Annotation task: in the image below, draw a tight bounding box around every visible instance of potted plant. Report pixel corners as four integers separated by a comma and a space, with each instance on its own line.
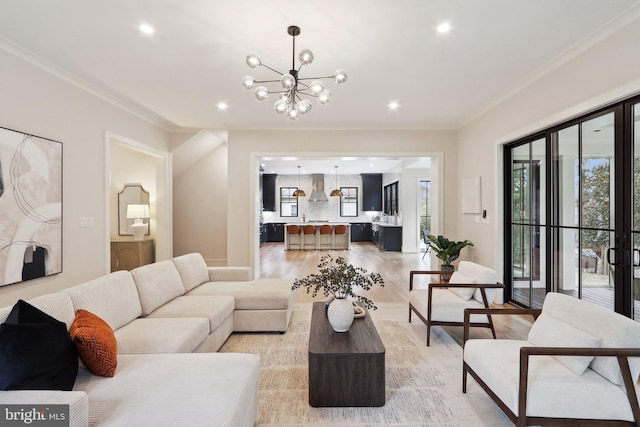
292, 254, 384, 332
426, 235, 474, 282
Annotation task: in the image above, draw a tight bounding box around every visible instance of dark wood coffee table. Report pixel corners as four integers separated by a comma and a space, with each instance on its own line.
308, 301, 385, 407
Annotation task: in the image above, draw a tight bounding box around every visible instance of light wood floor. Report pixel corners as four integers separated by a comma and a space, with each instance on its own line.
260, 242, 534, 346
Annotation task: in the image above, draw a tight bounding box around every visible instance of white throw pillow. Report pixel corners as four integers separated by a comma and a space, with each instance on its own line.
447, 272, 477, 301
527, 312, 602, 375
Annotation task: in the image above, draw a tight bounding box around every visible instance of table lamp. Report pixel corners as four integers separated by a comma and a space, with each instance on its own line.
126, 204, 150, 240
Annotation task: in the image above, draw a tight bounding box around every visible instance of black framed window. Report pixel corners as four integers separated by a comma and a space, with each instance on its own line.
280, 187, 298, 217
340, 187, 358, 217
504, 94, 640, 321
384, 182, 399, 215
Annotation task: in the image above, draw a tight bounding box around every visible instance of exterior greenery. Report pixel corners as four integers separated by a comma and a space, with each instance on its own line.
291, 254, 384, 310
427, 235, 474, 267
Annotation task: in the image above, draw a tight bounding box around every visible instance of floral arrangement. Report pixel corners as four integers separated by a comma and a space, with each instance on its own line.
291, 254, 384, 310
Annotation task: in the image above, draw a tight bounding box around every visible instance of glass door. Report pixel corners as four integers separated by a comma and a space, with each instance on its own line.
510, 138, 545, 308
551, 112, 616, 311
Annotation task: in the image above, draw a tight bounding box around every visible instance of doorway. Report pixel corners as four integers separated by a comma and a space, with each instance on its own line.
505, 96, 640, 320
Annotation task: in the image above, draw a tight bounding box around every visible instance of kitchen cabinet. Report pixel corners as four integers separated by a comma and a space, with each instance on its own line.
377, 226, 402, 251
111, 239, 155, 272
361, 174, 382, 211
262, 174, 277, 212
350, 223, 371, 242
260, 224, 267, 244
266, 223, 285, 242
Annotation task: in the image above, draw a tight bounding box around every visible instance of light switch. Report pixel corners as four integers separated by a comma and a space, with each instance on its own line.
80, 217, 94, 228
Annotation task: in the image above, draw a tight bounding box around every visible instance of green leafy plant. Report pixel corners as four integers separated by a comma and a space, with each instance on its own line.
291, 254, 384, 310
427, 235, 474, 267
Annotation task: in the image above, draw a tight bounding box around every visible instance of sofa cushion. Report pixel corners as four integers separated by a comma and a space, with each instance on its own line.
63, 271, 142, 330
464, 339, 635, 421
171, 253, 210, 292
146, 295, 235, 332
457, 261, 498, 304
527, 311, 602, 375
0, 300, 78, 391
0, 293, 76, 330
73, 353, 260, 427
448, 271, 477, 301
409, 288, 489, 323
70, 310, 117, 377
186, 278, 293, 310
131, 261, 185, 316
115, 317, 209, 353
540, 292, 640, 385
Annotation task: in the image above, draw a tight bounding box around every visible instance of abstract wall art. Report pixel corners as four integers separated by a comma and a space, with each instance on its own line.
0, 126, 62, 286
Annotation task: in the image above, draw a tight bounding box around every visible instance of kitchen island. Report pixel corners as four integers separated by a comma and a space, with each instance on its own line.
284, 222, 351, 250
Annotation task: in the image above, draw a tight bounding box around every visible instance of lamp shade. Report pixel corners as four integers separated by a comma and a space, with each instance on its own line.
126, 204, 150, 219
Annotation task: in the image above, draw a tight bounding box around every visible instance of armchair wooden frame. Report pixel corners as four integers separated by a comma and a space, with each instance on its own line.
462, 308, 640, 427
409, 270, 504, 346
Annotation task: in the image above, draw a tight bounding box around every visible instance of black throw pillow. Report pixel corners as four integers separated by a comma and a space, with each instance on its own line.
0, 299, 78, 390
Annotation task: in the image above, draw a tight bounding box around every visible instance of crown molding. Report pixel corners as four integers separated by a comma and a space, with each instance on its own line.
0, 36, 181, 132
460, 2, 640, 129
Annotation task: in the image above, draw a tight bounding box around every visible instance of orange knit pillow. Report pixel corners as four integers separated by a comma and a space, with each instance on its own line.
69, 310, 117, 377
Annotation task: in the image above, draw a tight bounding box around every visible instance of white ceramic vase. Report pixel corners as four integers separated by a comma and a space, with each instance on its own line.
327, 298, 354, 333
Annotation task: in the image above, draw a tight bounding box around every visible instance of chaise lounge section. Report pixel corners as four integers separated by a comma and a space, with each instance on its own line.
0, 252, 295, 427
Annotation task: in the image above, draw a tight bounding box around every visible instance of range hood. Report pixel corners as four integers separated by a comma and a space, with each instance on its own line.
308, 174, 329, 202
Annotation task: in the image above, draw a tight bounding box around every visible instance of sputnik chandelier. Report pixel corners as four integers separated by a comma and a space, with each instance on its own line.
242, 25, 347, 120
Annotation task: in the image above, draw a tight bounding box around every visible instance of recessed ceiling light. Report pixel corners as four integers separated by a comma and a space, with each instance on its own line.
388, 101, 399, 110
139, 24, 155, 35
437, 22, 451, 34
216, 102, 228, 111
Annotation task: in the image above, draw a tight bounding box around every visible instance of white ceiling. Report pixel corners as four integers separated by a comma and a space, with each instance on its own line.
260, 157, 432, 175
1, 0, 638, 133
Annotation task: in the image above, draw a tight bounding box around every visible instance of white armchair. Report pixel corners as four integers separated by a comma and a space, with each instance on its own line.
408, 261, 503, 345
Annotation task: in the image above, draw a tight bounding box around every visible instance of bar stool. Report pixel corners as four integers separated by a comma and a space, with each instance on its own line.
318, 225, 333, 250
333, 224, 349, 250
302, 225, 317, 250
286, 225, 302, 250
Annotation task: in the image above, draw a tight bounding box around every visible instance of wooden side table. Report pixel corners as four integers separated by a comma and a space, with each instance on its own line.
110, 239, 155, 272
308, 302, 386, 407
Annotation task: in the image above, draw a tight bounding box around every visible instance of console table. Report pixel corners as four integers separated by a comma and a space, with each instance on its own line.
308, 302, 385, 407
110, 239, 154, 272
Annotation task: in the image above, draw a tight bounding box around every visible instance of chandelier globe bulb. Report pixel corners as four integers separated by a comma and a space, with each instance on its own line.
280, 74, 296, 89
246, 54, 261, 69
242, 75, 256, 89
334, 69, 348, 84
310, 80, 324, 95
317, 89, 331, 105
287, 108, 300, 120
298, 49, 314, 65
254, 86, 269, 100
274, 99, 288, 114
297, 99, 312, 115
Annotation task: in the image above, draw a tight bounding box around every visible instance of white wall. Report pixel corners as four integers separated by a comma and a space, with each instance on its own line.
173, 143, 228, 265
227, 130, 457, 276
456, 14, 640, 279
0, 49, 169, 307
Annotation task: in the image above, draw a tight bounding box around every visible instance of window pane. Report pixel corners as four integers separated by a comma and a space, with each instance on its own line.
556, 125, 579, 227
280, 187, 298, 217
340, 187, 358, 217
512, 144, 530, 223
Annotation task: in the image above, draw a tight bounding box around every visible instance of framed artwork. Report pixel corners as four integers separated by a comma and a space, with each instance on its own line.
461, 176, 482, 214
0, 127, 62, 286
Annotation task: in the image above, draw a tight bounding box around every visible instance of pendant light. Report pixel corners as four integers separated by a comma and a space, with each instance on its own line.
293, 166, 306, 197
330, 165, 343, 197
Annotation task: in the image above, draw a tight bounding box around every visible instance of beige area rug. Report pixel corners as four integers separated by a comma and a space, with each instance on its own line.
220, 303, 513, 427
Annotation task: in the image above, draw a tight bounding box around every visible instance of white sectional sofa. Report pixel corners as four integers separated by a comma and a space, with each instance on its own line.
463, 292, 640, 426
0, 252, 295, 427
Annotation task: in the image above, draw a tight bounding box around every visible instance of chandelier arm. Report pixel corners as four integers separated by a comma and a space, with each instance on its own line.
297, 76, 335, 81
260, 63, 287, 75
254, 79, 282, 84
